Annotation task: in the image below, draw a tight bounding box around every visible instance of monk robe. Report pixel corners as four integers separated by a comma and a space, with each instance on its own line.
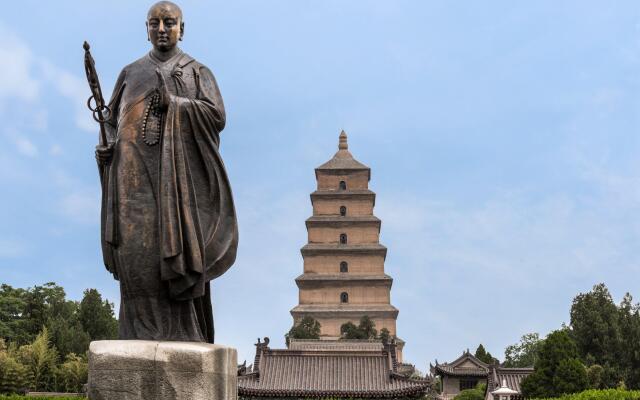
99, 49, 238, 342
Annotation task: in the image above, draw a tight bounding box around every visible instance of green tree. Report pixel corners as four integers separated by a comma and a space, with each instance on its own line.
47, 316, 90, 358
521, 330, 588, 398
21, 283, 67, 344
78, 289, 118, 341
0, 285, 27, 345
54, 353, 88, 393
554, 358, 589, 395
378, 328, 391, 343
475, 344, 496, 364
16, 328, 58, 392
340, 316, 378, 340
358, 316, 377, 339
340, 321, 363, 339
570, 283, 622, 386
503, 332, 543, 368
617, 293, 640, 389
0, 350, 30, 394
286, 316, 321, 340
587, 364, 605, 389
454, 383, 486, 400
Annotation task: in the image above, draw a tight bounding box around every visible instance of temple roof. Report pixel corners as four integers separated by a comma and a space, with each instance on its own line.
486, 367, 534, 398
315, 131, 371, 178
288, 339, 385, 352
291, 303, 399, 319
238, 339, 430, 398
431, 350, 490, 377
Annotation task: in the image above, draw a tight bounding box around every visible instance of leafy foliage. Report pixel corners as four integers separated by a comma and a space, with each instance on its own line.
454, 383, 486, 400
378, 328, 391, 343
55, 353, 88, 393
0, 282, 114, 394
0, 351, 30, 395
78, 289, 117, 341
286, 316, 321, 340
569, 284, 640, 389
504, 332, 543, 367
521, 330, 588, 398
0, 283, 117, 359
529, 388, 640, 400
474, 344, 497, 364
16, 328, 58, 392
340, 316, 388, 340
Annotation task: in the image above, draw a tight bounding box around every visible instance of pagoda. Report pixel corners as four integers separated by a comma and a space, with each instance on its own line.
290, 130, 404, 360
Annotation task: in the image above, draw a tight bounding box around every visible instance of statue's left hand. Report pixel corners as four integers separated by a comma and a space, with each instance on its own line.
156, 69, 170, 111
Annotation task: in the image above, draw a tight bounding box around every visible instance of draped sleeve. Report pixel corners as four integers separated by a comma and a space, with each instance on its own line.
159, 62, 238, 301
100, 68, 126, 278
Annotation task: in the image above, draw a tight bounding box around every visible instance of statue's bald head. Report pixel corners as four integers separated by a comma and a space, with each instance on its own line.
146, 1, 184, 52
147, 1, 183, 22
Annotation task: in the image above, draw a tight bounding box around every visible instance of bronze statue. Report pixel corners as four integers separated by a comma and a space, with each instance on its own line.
90, 1, 238, 343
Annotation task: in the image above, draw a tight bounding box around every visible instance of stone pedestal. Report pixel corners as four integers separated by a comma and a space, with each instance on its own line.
88, 340, 237, 400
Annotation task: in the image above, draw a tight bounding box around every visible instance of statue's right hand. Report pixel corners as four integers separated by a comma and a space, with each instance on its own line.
95, 144, 114, 166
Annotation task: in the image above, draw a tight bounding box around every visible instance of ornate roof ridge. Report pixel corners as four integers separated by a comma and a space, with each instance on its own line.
315, 130, 370, 173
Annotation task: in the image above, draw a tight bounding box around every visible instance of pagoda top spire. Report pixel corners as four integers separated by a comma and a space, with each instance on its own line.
338, 130, 348, 150
315, 130, 370, 175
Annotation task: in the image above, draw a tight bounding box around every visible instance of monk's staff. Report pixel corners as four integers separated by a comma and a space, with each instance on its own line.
83, 41, 110, 147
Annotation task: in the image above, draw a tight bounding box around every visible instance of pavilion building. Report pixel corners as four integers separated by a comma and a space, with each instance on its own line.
430, 350, 533, 400
290, 130, 404, 359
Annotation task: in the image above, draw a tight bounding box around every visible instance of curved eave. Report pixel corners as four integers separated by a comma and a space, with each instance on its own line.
295, 274, 393, 288
291, 304, 399, 319
310, 190, 377, 207
314, 167, 371, 181
305, 216, 381, 230
301, 243, 388, 259
432, 364, 488, 377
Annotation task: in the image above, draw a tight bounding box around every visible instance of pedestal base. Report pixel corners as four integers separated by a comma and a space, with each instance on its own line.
88, 340, 237, 400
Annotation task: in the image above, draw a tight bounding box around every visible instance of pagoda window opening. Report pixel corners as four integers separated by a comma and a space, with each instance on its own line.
340, 292, 349, 303
340, 206, 347, 216
460, 380, 478, 391
340, 261, 348, 273
339, 180, 347, 190
340, 233, 347, 244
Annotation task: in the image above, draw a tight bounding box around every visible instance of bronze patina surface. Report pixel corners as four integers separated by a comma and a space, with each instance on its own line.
92, 1, 238, 343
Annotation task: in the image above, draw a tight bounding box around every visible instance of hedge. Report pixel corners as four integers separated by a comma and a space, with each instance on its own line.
534, 389, 640, 400
0, 396, 85, 400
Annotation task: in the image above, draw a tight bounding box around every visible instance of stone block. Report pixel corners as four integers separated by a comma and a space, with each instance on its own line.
88, 340, 237, 400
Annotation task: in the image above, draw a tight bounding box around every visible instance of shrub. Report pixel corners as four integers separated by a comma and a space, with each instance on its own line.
0, 353, 30, 394
530, 388, 640, 399
54, 353, 88, 393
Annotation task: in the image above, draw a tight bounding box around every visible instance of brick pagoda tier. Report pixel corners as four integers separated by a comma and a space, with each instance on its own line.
290, 130, 404, 360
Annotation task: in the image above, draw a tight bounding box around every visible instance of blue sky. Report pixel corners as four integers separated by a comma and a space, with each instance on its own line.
0, 1, 639, 372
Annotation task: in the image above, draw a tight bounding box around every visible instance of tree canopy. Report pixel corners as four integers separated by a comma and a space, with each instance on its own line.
286, 316, 321, 340
0, 283, 117, 358
521, 330, 588, 398
474, 344, 497, 364
503, 332, 543, 368
340, 316, 388, 340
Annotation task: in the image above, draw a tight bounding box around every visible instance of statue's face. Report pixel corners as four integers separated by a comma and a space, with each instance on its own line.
146, 3, 183, 52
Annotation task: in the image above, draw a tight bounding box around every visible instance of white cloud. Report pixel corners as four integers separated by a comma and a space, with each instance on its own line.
0, 26, 39, 102
13, 136, 38, 157
49, 144, 63, 156
40, 60, 95, 132
0, 24, 93, 137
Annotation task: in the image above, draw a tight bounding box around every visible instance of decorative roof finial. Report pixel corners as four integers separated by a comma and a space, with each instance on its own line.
338, 130, 348, 150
